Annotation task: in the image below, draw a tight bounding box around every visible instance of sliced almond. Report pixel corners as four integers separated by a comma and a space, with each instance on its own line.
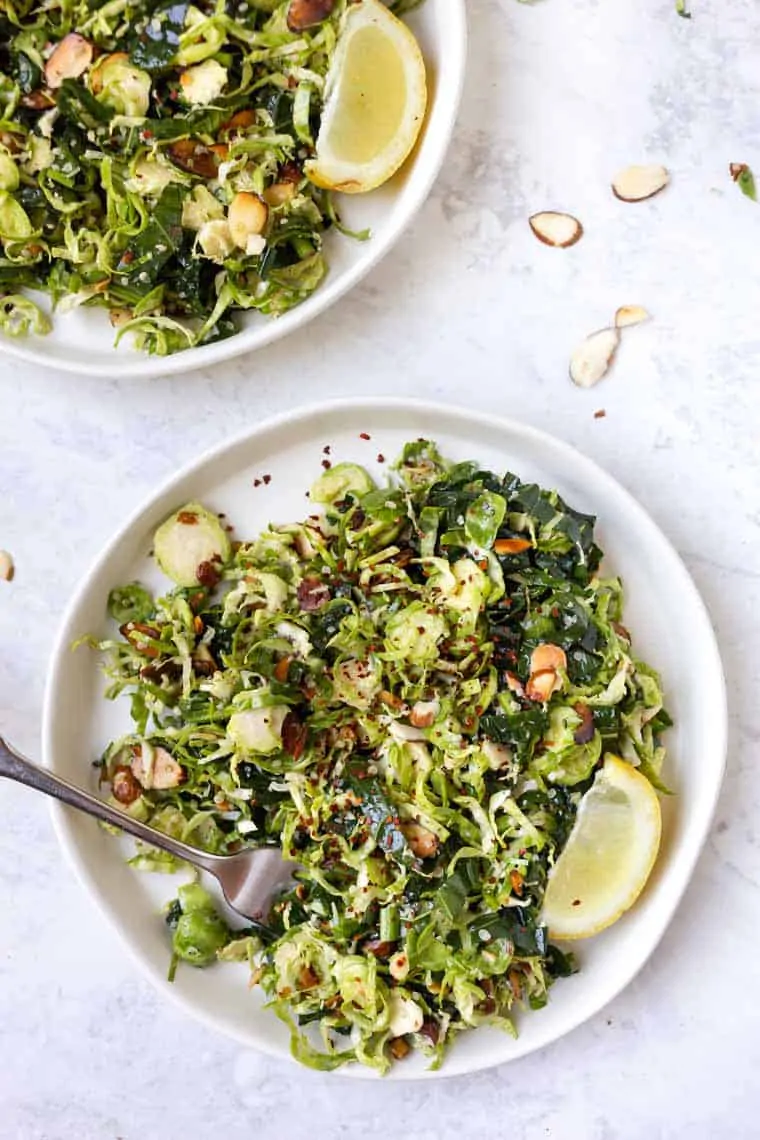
167, 139, 220, 179
409, 699, 439, 728
493, 537, 532, 555
21, 89, 55, 110
131, 745, 185, 790
528, 211, 583, 248
45, 33, 93, 89
222, 108, 256, 133
573, 702, 595, 745
0, 550, 14, 581
228, 191, 268, 249
504, 671, 525, 698
569, 327, 620, 388
530, 643, 567, 675
614, 304, 650, 329
611, 164, 669, 202
287, 0, 336, 32
112, 766, 141, 805
525, 669, 560, 703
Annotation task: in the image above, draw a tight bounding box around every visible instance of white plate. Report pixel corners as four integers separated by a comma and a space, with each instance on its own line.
0, 3, 466, 379
43, 398, 727, 1079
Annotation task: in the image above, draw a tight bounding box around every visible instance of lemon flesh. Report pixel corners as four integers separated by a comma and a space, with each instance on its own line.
541, 754, 662, 940
306, 0, 427, 193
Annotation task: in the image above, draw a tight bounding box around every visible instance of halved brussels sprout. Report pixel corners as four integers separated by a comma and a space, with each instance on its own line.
91, 54, 151, 117
0, 149, 19, 192
425, 558, 486, 634
154, 502, 231, 587
332, 657, 381, 709
385, 602, 446, 663
228, 706, 288, 754
0, 193, 33, 240
310, 462, 375, 505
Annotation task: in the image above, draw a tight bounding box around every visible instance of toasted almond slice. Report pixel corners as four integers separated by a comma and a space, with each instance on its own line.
611, 164, 669, 202
494, 537, 532, 554
409, 699, 439, 728
287, 0, 336, 31
504, 671, 525, 698
614, 304, 650, 329
167, 139, 220, 179
0, 550, 14, 581
131, 745, 185, 790
525, 669, 560, 703
569, 327, 620, 388
528, 211, 583, 248
530, 643, 567, 675
45, 33, 93, 89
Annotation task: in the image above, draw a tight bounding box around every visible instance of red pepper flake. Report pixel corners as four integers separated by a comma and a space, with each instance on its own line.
121, 250, 135, 264
321, 459, 331, 470
377, 453, 385, 463
551, 607, 559, 617
594, 409, 607, 419
253, 478, 262, 487
142, 129, 153, 139
323, 445, 331, 455
262, 474, 271, 485
359, 432, 371, 441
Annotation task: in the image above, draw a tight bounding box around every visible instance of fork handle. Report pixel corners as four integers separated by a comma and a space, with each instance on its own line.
0, 736, 219, 873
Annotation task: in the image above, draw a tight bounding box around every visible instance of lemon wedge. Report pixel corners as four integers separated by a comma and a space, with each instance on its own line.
541, 754, 662, 940
305, 0, 427, 194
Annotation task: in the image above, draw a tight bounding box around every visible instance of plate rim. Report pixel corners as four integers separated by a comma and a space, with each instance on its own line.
0, 2, 468, 380
42, 396, 728, 1079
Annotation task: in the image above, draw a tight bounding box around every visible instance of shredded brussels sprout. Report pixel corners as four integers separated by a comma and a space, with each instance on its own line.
88, 440, 671, 1072
0, 0, 419, 354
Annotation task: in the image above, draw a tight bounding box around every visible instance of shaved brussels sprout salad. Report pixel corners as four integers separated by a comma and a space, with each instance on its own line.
0, 0, 417, 354
89, 440, 671, 1072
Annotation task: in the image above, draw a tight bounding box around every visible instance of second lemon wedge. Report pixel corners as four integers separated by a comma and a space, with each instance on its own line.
305, 0, 427, 194
541, 754, 662, 940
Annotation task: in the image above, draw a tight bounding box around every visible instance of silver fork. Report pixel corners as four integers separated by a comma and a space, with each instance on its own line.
0, 736, 294, 936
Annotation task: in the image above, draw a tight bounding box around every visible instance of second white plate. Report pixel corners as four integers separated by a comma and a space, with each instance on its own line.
43, 398, 726, 1078
0, 2, 466, 378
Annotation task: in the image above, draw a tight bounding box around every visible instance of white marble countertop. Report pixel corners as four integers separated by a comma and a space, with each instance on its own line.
1, 0, 759, 1136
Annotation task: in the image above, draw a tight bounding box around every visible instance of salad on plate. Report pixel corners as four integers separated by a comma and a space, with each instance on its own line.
86, 440, 671, 1072
0, 0, 426, 354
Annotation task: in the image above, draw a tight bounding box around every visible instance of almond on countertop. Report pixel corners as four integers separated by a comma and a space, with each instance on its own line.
0, 550, 14, 581
611, 164, 670, 202
614, 305, 650, 329
569, 327, 620, 388
528, 211, 583, 248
